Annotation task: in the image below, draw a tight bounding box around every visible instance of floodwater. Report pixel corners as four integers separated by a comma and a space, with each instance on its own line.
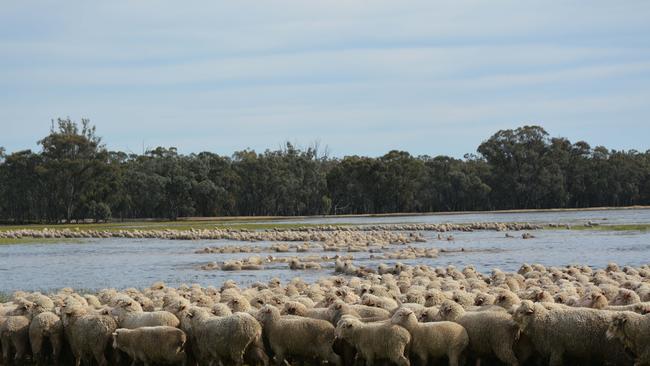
1, 208, 649, 292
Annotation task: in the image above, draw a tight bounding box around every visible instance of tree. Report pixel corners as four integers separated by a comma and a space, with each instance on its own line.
38, 118, 110, 222
1, 122, 649, 222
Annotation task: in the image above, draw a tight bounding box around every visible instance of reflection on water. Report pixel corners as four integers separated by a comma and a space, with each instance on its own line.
1, 209, 649, 292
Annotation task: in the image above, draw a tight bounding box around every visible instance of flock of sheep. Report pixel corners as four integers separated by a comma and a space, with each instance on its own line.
0, 222, 543, 241
2, 261, 650, 366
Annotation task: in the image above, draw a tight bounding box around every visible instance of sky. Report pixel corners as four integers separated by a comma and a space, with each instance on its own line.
1, 1, 650, 158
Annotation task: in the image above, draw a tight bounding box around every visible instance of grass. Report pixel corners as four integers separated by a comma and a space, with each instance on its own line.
567, 224, 650, 232
0, 292, 10, 303
0, 238, 86, 245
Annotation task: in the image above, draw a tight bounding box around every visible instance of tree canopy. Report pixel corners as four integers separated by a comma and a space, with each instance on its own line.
1, 120, 649, 223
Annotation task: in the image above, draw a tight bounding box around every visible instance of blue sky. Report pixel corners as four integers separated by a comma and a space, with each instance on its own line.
2, 1, 649, 157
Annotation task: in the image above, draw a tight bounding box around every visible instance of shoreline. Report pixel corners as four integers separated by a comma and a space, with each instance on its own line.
1, 205, 648, 228
179, 205, 650, 222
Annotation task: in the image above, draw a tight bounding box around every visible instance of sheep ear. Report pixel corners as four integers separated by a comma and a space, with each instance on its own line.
178, 304, 187, 311
526, 308, 534, 314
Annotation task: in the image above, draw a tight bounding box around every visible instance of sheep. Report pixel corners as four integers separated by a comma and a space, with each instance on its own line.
611, 288, 641, 306
211, 303, 233, 316
281, 301, 330, 321
185, 306, 262, 366
29, 311, 63, 365
494, 289, 521, 310
326, 300, 390, 325
1, 314, 32, 364
438, 300, 520, 366
474, 292, 496, 306
513, 300, 630, 366
0, 299, 39, 364
605, 302, 650, 314
335, 316, 411, 366
256, 305, 341, 366
606, 312, 650, 366
288, 259, 321, 270
391, 308, 468, 366
112, 326, 187, 366
111, 299, 180, 329
61, 304, 118, 366
361, 293, 398, 311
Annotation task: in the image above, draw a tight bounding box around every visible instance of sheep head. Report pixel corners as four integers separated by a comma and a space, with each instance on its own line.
512, 300, 539, 331
606, 314, 629, 343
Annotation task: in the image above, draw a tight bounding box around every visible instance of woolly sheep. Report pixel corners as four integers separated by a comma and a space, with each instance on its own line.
256, 305, 340, 366
438, 300, 520, 366
112, 326, 187, 366
606, 312, 650, 366
1, 314, 32, 364
391, 308, 468, 366
185, 306, 262, 366
111, 300, 180, 329
281, 301, 330, 321
29, 311, 63, 365
335, 315, 410, 366
361, 293, 398, 311
513, 300, 630, 366
61, 305, 118, 366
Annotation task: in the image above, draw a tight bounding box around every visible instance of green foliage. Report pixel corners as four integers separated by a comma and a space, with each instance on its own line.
0, 121, 649, 222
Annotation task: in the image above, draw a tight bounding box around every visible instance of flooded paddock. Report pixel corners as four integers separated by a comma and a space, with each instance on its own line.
1, 208, 649, 292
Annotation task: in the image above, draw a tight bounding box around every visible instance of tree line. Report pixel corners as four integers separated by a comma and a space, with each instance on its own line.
1, 119, 649, 223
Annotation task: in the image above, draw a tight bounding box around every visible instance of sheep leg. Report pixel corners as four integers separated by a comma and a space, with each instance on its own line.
94, 349, 109, 366
50, 334, 62, 366
30, 335, 43, 365
273, 352, 286, 366
325, 351, 341, 366
229, 351, 244, 366
395, 355, 410, 366
448, 351, 460, 366
12, 335, 27, 364
363, 353, 374, 366
496, 348, 518, 366
548, 351, 563, 366
1, 336, 11, 366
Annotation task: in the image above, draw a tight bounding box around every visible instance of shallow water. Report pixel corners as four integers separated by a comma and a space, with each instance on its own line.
1, 209, 649, 292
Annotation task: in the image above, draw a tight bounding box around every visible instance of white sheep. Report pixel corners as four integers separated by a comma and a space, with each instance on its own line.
112, 326, 187, 366
391, 308, 468, 366
256, 305, 340, 366
335, 316, 411, 366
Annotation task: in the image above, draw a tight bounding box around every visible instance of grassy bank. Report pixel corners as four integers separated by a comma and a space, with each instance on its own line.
568, 224, 650, 232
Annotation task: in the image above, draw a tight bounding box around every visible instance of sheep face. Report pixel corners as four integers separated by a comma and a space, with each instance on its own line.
512, 300, 537, 331
606, 314, 628, 342
391, 308, 416, 328
111, 330, 123, 349
334, 318, 357, 340
256, 305, 279, 324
